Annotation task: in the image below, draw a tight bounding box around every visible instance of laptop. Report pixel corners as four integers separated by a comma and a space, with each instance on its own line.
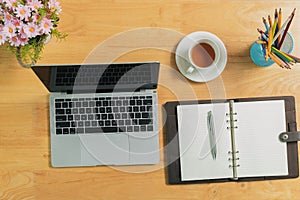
32, 62, 160, 167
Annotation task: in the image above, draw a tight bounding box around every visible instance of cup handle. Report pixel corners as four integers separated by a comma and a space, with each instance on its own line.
186, 66, 194, 73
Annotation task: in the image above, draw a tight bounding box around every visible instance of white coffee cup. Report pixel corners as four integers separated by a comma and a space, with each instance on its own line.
186, 38, 221, 73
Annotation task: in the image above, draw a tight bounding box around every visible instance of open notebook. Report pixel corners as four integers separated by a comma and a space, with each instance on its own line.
177, 100, 288, 181
164, 96, 299, 184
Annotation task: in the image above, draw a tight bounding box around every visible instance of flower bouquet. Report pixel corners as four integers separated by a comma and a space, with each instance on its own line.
0, 0, 67, 67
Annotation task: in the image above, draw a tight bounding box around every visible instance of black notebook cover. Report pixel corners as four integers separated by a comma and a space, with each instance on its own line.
163, 96, 299, 184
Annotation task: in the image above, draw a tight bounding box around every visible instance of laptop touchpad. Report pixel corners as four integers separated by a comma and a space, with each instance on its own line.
51, 136, 81, 167
79, 134, 130, 165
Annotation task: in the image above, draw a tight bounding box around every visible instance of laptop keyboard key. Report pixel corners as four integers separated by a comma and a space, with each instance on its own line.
141, 126, 146, 132
71, 121, 76, 127
142, 112, 149, 118
62, 102, 68, 108
78, 121, 84, 127
139, 119, 152, 125
75, 115, 80, 120
85, 121, 91, 127
143, 99, 152, 105
127, 126, 133, 132
112, 120, 117, 126
105, 120, 111, 126
55, 103, 61, 108
56, 122, 70, 128
70, 128, 76, 134
134, 126, 139, 132
56, 109, 65, 115
98, 121, 104, 126
92, 121, 98, 127
101, 114, 107, 120
119, 126, 126, 132
63, 128, 69, 134
56, 116, 67, 121
76, 128, 84, 134
85, 127, 118, 133
147, 125, 153, 131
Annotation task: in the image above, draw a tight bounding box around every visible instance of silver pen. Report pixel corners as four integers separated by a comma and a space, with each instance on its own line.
207, 111, 217, 160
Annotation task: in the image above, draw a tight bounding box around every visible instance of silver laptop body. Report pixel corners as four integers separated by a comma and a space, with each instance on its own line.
32, 62, 160, 167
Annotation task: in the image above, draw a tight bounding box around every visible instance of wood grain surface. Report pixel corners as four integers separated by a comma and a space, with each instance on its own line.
1, 0, 300, 199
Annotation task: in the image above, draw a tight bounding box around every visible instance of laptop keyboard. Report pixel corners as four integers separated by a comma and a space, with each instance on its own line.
54, 95, 154, 135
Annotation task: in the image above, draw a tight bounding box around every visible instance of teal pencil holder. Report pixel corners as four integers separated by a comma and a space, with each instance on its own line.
250, 32, 294, 67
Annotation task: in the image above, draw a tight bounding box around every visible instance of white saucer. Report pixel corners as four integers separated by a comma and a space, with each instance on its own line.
175, 32, 227, 82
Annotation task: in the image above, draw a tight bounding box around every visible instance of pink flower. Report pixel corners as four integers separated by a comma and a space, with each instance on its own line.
3, 0, 18, 9
12, 18, 21, 28
3, 11, 13, 22
3, 23, 16, 37
40, 18, 53, 34
48, 0, 62, 14
28, 0, 43, 11
23, 22, 39, 38
15, 6, 31, 21
9, 35, 21, 46
0, 31, 7, 45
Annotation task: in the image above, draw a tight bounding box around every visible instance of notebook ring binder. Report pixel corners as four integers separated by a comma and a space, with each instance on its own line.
228, 157, 240, 161
229, 164, 240, 168
227, 126, 238, 129
226, 119, 238, 123
228, 150, 239, 154
226, 112, 237, 116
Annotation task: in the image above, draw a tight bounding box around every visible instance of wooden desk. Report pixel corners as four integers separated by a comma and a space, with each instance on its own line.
1, 1, 300, 199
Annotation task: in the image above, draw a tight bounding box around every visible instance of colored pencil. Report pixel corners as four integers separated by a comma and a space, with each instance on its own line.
256, 40, 267, 44
257, 28, 268, 41
278, 8, 296, 49
274, 9, 279, 46
268, 15, 273, 27
266, 28, 273, 60
262, 17, 269, 31
269, 52, 285, 68
262, 44, 266, 57
271, 20, 277, 39
277, 8, 282, 47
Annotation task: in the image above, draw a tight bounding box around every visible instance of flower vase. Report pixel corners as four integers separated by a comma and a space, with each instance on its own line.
16, 47, 36, 68
16, 35, 51, 68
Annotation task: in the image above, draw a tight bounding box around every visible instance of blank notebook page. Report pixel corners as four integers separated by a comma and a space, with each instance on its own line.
234, 100, 288, 178
177, 103, 232, 181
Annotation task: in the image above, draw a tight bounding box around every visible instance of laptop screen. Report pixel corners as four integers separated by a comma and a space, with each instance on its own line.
32, 62, 160, 93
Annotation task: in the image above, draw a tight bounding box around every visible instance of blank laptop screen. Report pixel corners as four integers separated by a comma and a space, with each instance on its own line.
32, 62, 159, 93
